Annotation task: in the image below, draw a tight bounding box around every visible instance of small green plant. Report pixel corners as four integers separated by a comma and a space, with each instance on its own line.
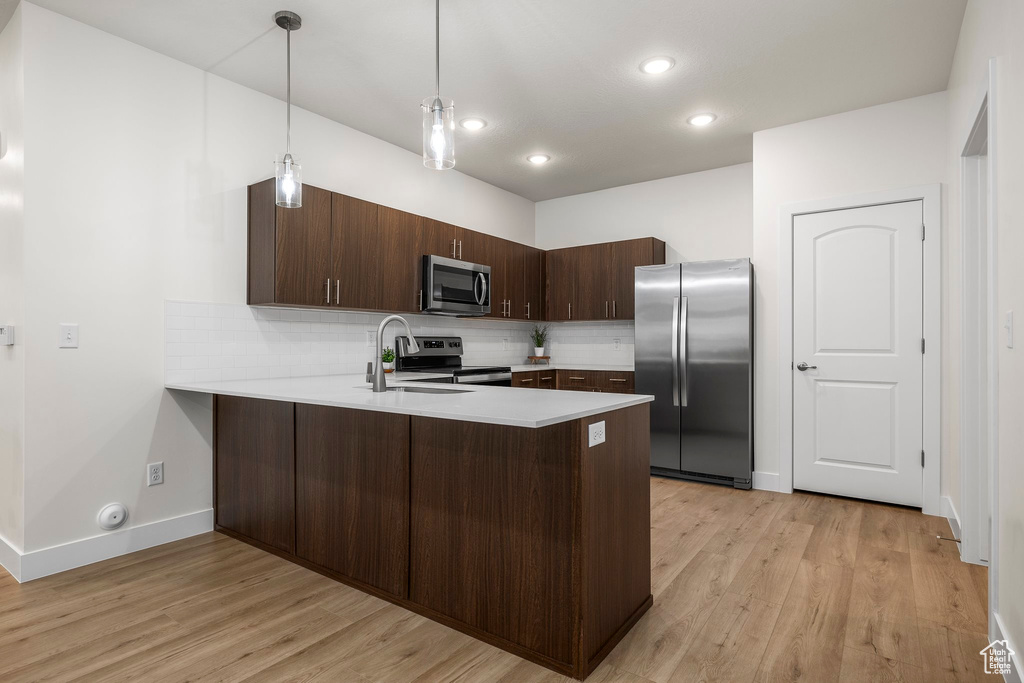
530, 325, 549, 348
381, 346, 396, 363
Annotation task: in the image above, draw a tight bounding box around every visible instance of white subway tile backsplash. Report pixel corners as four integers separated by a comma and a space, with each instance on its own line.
164, 301, 635, 383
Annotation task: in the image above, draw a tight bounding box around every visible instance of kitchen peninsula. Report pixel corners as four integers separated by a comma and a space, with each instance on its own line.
168, 375, 653, 680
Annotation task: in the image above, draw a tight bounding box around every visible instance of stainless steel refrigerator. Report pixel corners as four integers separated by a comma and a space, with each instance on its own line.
635, 259, 753, 489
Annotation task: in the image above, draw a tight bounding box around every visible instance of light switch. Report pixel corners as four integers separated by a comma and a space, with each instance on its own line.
1006, 311, 1014, 349
59, 323, 79, 348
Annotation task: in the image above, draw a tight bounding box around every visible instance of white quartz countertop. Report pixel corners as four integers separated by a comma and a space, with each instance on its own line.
507, 363, 634, 373
166, 374, 652, 429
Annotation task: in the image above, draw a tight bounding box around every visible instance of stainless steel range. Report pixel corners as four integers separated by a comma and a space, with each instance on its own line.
395, 336, 512, 386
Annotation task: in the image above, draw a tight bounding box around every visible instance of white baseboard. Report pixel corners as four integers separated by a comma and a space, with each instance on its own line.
17, 508, 213, 583
0, 532, 22, 582
993, 611, 1022, 683
752, 471, 781, 492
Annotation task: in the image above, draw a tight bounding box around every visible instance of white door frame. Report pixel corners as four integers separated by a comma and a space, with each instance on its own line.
959, 86, 997, 567
778, 184, 942, 516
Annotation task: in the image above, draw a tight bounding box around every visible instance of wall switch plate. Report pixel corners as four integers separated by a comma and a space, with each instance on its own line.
613, 338, 621, 351
0, 325, 13, 346
365, 331, 375, 347
147, 462, 164, 486
1005, 311, 1014, 349
502, 338, 509, 351
58, 323, 79, 348
588, 421, 606, 447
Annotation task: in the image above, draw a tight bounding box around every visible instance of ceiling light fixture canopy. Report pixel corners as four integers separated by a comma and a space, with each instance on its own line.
274, 10, 302, 208
422, 0, 454, 170
640, 57, 675, 74
687, 113, 717, 127
527, 154, 551, 165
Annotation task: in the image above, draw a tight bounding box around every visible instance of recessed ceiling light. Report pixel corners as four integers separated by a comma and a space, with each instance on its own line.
687, 113, 717, 127
527, 154, 551, 165
460, 117, 487, 130
640, 57, 675, 74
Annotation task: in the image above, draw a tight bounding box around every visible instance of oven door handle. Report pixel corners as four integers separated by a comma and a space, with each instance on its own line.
473, 272, 488, 306
454, 372, 511, 384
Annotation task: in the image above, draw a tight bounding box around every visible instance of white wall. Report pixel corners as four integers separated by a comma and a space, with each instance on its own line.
15, 2, 533, 556
0, 5, 25, 553
945, 0, 1024, 662
534, 163, 752, 262
751, 93, 947, 481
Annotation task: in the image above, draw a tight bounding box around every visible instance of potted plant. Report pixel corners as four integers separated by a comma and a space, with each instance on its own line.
531, 325, 549, 357
381, 346, 396, 373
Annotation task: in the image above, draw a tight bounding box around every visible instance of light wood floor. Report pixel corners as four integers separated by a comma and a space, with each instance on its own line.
0, 478, 990, 682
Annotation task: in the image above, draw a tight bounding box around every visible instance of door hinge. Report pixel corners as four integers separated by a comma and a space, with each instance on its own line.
922, 224, 926, 241
921, 449, 925, 467
921, 338, 926, 354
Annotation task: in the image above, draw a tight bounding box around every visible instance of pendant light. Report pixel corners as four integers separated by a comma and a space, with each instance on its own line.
274, 10, 303, 207
422, 0, 454, 170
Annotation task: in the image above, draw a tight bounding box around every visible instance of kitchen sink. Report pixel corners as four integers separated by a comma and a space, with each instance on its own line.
370, 386, 472, 394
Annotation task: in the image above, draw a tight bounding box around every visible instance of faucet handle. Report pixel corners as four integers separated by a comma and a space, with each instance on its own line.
365, 361, 374, 383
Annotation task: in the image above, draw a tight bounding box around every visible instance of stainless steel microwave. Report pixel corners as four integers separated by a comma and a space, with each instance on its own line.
421, 255, 491, 316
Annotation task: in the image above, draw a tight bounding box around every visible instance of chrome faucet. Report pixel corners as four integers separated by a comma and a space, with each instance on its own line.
369, 315, 419, 392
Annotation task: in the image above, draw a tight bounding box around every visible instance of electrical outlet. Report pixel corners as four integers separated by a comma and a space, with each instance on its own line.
613, 338, 621, 351
502, 338, 509, 351
147, 462, 164, 486
58, 323, 79, 348
366, 330, 375, 347
588, 421, 606, 447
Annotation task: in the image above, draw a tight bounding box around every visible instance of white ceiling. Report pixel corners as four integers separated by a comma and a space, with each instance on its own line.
26, 0, 966, 201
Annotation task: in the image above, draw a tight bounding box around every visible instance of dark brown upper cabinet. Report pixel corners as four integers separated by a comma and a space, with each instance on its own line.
248, 179, 659, 322
331, 193, 380, 310
248, 178, 332, 307
545, 238, 665, 322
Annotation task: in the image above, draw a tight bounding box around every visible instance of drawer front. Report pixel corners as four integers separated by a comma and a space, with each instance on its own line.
537, 371, 556, 390
513, 370, 540, 388
556, 370, 634, 393
599, 372, 634, 394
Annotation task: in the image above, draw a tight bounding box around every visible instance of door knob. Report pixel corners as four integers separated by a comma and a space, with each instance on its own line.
796, 362, 817, 371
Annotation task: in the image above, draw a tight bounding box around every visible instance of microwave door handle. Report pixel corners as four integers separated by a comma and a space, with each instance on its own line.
474, 272, 488, 306
679, 296, 688, 407
672, 296, 680, 407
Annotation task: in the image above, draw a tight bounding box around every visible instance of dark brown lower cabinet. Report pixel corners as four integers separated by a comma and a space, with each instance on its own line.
214, 395, 295, 553
295, 405, 410, 598
214, 397, 651, 680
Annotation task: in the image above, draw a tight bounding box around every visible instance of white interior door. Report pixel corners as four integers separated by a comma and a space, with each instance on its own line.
793, 201, 924, 506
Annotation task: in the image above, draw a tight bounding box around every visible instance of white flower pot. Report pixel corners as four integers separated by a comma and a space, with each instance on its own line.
383, 361, 395, 373
533, 346, 545, 357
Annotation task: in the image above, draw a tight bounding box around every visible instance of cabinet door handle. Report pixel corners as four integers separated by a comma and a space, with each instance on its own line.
609, 378, 627, 383
325, 278, 331, 303
568, 302, 572, 320
526, 302, 530, 319
458, 240, 463, 259
605, 301, 609, 318
451, 239, 457, 258
569, 376, 585, 381
418, 289, 423, 310
520, 378, 533, 383
335, 280, 340, 305
613, 300, 617, 318
541, 376, 552, 381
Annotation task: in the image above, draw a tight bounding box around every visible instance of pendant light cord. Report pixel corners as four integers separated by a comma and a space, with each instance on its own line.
435, 0, 440, 98
286, 23, 292, 155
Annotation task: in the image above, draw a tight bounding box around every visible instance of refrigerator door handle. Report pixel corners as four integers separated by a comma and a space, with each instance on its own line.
672, 296, 681, 407
679, 296, 688, 407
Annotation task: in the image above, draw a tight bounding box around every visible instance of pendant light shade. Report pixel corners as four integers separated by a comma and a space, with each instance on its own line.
422, 96, 454, 170
274, 10, 302, 208
422, 0, 454, 170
